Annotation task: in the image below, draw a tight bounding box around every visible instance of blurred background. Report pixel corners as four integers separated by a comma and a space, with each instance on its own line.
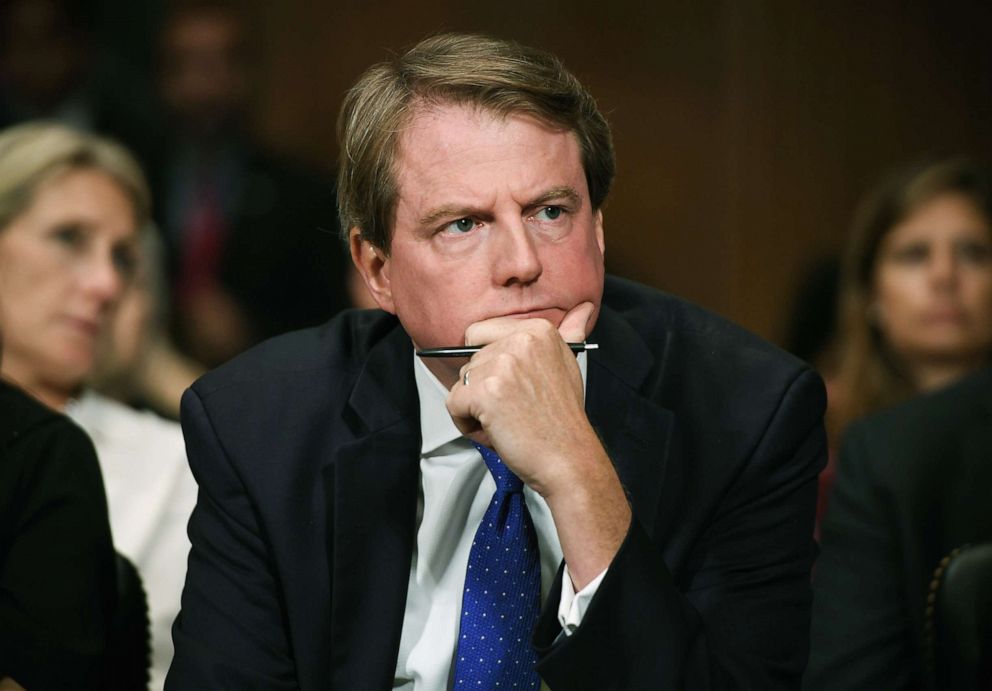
8, 0, 992, 343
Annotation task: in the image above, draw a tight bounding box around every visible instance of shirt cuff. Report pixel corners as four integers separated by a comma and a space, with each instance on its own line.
556, 565, 608, 636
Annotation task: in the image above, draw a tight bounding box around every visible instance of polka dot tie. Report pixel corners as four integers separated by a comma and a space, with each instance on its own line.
452, 442, 541, 690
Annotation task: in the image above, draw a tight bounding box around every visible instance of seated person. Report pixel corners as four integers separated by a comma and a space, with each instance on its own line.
167, 34, 827, 690
0, 122, 197, 690
0, 379, 116, 690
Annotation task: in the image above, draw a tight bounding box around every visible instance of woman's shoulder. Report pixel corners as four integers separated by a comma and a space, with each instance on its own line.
68, 390, 185, 456
0, 380, 91, 454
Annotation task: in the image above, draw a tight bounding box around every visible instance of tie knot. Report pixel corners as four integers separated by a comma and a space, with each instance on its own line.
472, 442, 523, 494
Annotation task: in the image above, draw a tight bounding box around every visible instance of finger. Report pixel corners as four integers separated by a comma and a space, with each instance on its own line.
464, 315, 540, 347
445, 377, 489, 445
557, 301, 595, 343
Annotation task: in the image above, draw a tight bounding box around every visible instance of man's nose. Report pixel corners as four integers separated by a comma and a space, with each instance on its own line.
492, 221, 543, 287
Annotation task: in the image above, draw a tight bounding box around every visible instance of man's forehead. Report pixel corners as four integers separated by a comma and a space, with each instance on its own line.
398, 101, 572, 153
393, 103, 581, 184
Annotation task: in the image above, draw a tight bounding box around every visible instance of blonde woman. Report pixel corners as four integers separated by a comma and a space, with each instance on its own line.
0, 122, 196, 690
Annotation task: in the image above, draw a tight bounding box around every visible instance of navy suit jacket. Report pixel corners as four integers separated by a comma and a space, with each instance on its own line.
167, 275, 826, 690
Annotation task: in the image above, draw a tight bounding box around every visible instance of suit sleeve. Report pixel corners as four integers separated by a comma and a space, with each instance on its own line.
166, 388, 300, 690
803, 422, 918, 690
534, 368, 827, 690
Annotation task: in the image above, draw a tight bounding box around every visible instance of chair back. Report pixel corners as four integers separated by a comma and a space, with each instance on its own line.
927, 543, 992, 691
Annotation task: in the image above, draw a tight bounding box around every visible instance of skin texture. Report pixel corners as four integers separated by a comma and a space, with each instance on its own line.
0, 169, 138, 409
351, 103, 630, 588
874, 192, 992, 390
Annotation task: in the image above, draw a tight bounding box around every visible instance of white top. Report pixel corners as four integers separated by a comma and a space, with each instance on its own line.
68, 391, 197, 691
392, 353, 604, 690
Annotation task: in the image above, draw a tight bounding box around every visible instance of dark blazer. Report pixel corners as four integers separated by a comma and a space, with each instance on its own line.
167, 275, 826, 690
805, 366, 992, 690
0, 381, 117, 690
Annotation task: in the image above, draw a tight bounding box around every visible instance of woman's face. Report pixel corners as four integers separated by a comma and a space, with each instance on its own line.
0, 168, 138, 406
873, 192, 992, 371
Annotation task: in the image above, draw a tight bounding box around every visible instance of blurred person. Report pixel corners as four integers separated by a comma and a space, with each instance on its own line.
0, 379, 116, 690
0, 0, 161, 170
91, 228, 205, 420
805, 365, 992, 689
831, 158, 992, 438
0, 122, 197, 690
155, 0, 350, 367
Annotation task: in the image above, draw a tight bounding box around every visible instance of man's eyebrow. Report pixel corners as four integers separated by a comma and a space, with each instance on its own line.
530, 186, 582, 208
417, 187, 584, 228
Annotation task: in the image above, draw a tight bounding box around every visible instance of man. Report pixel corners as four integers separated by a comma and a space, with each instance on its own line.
806, 366, 992, 690
167, 34, 826, 690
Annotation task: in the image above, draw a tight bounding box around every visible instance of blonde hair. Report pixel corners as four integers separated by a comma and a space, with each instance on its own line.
337, 33, 614, 253
831, 158, 992, 442
0, 122, 151, 232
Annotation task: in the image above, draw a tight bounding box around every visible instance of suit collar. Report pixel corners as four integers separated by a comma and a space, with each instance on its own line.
585, 304, 675, 531
325, 320, 422, 688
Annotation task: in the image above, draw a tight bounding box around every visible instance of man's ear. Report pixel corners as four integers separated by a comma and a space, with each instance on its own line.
349, 228, 396, 313
594, 209, 606, 256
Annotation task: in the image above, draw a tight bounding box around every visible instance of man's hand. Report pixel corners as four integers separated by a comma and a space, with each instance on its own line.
445, 302, 631, 588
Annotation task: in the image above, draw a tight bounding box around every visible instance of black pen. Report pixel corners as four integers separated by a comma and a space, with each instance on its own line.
416, 342, 599, 358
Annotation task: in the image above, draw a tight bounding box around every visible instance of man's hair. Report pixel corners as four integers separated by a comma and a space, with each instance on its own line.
337, 33, 615, 252
0, 121, 150, 232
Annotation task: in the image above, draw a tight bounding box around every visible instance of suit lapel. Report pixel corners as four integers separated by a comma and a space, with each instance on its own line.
319, 304, 680, 685
586, 306, 675, 532
324, 323, 421, 689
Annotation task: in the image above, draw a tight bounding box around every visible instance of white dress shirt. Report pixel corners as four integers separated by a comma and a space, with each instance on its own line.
392, 353, 604, 690
68, 391, 198, 691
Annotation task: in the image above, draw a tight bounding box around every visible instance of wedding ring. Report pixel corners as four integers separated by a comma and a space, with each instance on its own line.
463, 369, 470, 386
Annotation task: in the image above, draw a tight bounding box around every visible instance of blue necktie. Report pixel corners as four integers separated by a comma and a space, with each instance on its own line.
453, 442, 541, 690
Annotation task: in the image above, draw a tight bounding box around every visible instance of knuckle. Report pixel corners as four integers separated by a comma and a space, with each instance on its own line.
534, 319, 556, 337
512, 331, 537, 350
482, 374, 504, 398
495, 351, 518, 371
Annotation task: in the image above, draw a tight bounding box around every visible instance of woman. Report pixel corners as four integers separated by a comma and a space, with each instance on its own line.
819, 159, 992, 510
832, 157, 992, 433
0, 122, 197, 690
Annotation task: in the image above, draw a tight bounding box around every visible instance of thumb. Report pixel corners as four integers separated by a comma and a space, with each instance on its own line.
557, 301, 595, 342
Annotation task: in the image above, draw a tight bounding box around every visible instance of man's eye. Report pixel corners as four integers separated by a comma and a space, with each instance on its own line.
534, 206, 564, 221
444, 218, 477, 234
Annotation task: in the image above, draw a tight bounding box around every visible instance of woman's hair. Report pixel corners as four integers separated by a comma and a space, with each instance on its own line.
336, 32, 615, 253
0, 121, 151, 232
830, 157, 992, 441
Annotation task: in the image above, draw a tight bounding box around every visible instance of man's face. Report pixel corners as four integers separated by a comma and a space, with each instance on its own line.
159, 11, 248, 138
354, 103, 605, 378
